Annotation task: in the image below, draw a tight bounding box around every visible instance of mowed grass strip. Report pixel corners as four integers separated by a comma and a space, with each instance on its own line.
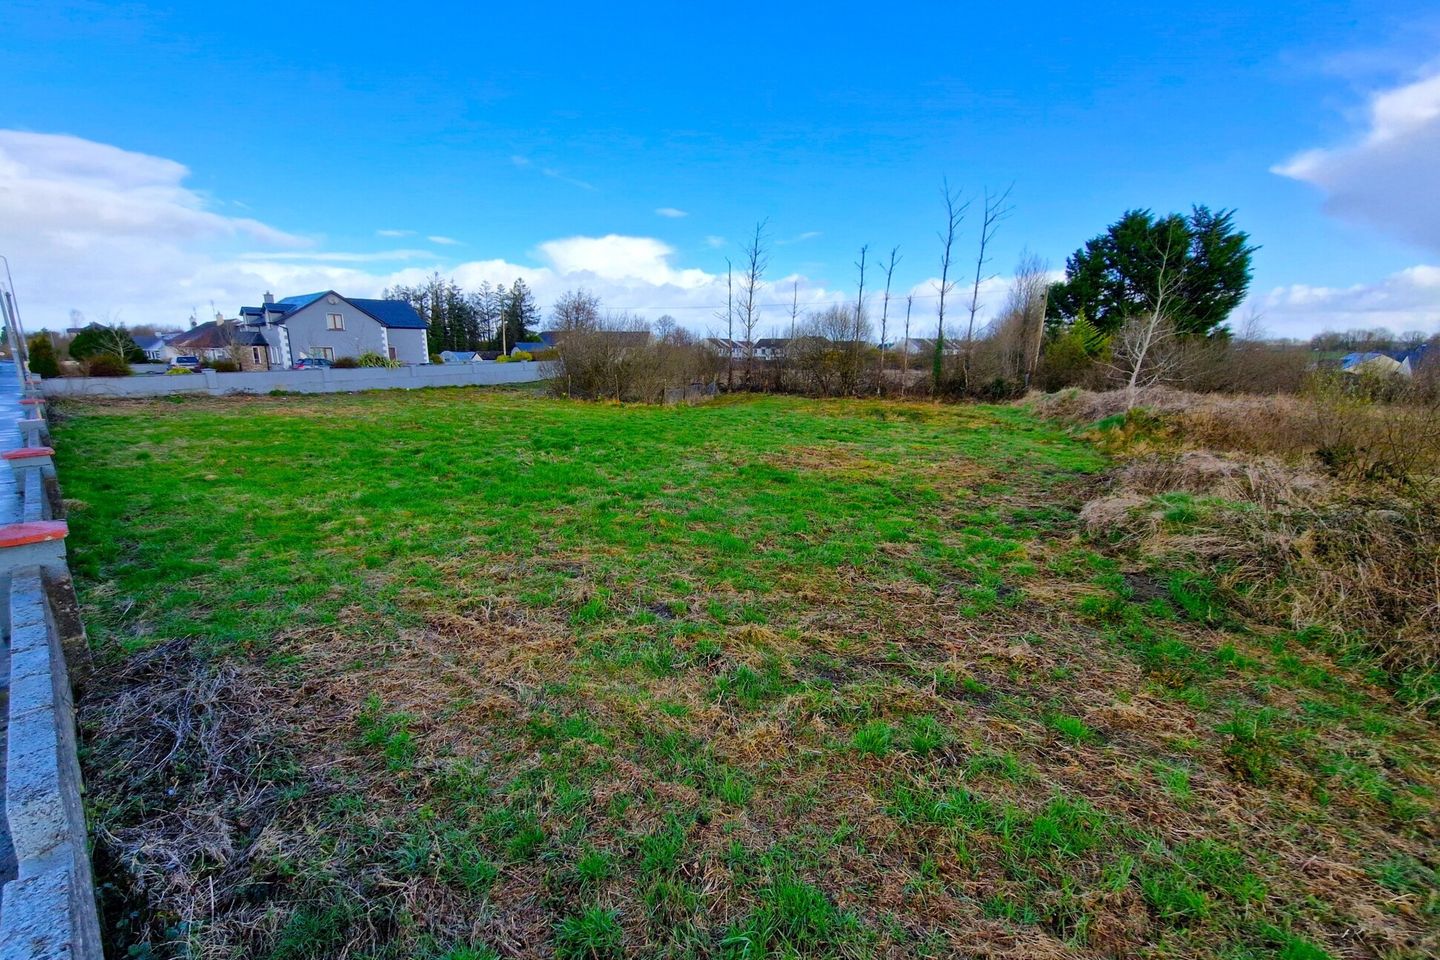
56, 389, 1439, 960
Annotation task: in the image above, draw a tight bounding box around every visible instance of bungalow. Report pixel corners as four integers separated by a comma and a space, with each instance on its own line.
166, 318, 273, 369
132, 333, 177, 362
236, 291, 429, 368
512, 341, 548, 356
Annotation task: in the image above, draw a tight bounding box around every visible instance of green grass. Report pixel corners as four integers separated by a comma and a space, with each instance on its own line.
56, 389, 1440, 960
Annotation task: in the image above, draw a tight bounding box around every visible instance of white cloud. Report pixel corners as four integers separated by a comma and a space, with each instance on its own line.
0, 130, 850, 335
704, 235, 727, 249
1274, 71, 1440, 253
1248, 264, 1440, 338
0, 130, 304, 248
236, 249, 435, 263
427, 235, 460, 245
776, 231, 822, 245
655, 207, 687, 218
536, 235, 717, 289
510, 153, 594, 191
376, 228, 414, 238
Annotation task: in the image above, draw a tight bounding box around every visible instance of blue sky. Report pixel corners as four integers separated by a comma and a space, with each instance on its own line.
2, 0, 1438, 337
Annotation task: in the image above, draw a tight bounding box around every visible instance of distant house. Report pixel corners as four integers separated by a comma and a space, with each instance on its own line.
512, 341, 548, 356
705, 337, 749, 360
167, 319, 272, 369
132, 333, 173, 362
754, 338, 790, 361
440, 350, 480, 363
895, 337, 959, 357
236, 291, 429, 368
1341, 344, 1431, 377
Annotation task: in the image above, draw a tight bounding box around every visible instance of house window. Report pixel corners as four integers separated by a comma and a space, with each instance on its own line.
388, 346, 398, 361
251, 347, 262, 364
320, 347, 335, 361
326, 313, 345, 331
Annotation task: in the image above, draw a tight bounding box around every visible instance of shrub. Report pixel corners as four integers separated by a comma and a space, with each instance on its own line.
164, 366, 194, 375
84, 353, 131, 377
332, 356, 360, 369
510, 349, 534, 362
430, 353, 444, 364
494, 354, 512, 363
357, 351, 400, 369
206, 359, 240, 373
25, 334, 59, 378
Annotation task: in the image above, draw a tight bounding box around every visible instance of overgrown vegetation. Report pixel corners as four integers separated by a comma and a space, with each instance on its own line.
57, 388, 1438, 959
1039, 383, 1440, 710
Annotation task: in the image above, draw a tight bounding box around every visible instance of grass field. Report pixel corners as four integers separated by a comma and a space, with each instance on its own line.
55, 389, 1438, 959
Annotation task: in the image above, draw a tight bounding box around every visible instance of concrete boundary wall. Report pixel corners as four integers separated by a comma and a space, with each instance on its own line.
41, 361, 547, 399
0, 385, 104, 959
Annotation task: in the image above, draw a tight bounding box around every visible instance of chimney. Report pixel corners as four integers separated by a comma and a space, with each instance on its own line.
263, 291, 275, 305
216, 311, 224, 323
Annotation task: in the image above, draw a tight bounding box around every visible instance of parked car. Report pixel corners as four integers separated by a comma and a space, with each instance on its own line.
292, 357, 333, 370
169, 355, 201, 372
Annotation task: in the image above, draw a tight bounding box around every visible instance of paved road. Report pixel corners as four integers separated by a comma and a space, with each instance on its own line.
0, 360, 24, 891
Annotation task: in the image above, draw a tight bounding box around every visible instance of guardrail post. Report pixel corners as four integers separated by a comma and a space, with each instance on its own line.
0, 522, 90, 685
16, 418, 49, 447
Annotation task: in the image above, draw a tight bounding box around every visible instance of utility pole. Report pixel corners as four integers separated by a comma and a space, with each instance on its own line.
1, 256, 33, 392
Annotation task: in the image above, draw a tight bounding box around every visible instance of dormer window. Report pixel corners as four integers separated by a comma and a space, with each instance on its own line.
327, 313, 345, 331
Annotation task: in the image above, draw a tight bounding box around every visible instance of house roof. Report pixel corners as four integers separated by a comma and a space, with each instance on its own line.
347, 298, 427, 329
514, 341, 548, 352
132, 334, 166, 352
755, 338, 790, 349
1345, 354, 1405, 376
238, 292, 426, 330
169, 321, 232, 349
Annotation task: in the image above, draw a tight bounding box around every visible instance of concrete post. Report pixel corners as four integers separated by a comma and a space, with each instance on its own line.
15, 419, 49, 448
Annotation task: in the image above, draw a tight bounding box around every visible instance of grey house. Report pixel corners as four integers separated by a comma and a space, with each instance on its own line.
237, 291, 429, 367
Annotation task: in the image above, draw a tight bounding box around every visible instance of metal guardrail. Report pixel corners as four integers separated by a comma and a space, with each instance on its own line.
0, 387, 104, 959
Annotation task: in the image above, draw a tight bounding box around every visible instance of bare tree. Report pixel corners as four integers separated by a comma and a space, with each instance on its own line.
737, 221, 769, 387
552, 289, 602, 331
934, 180, 970, 394
779, 279, 801, 391
876, 245, 901, 394
995, 251, 1050, 388
1107, 235, 1188, 407
962, 185, 1014, 393
851, 244, 869, 384
716, 258, 734, 389
901, 294, 913, 398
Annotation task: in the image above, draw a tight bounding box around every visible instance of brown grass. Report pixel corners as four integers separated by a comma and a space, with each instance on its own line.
1041, 387, 1440, 707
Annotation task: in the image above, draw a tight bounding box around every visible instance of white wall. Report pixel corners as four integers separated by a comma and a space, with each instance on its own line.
387, 327, 429, 364
40, 361, 548, 398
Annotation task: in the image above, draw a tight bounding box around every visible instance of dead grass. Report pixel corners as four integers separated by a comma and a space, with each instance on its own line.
1041, 387, 1440, 711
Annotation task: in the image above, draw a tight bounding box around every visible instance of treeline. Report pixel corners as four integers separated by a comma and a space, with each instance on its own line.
383, 274, 541, 353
